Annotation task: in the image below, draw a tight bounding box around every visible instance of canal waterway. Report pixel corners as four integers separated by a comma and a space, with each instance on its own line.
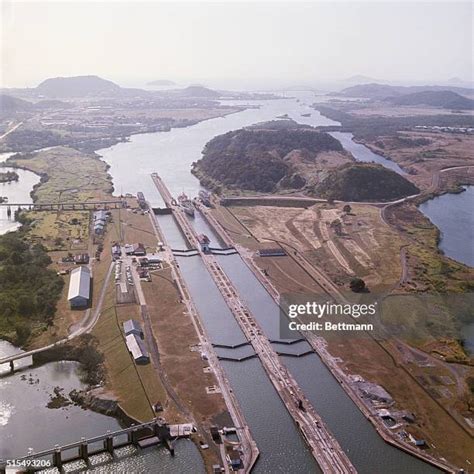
1, 93, 448, 471
100, 94, 441, 472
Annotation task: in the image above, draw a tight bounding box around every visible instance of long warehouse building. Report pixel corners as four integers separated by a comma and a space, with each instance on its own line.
67, 266, 91, 309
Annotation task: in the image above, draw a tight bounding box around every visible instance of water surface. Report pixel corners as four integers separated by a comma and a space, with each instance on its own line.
419, 186, 474, 267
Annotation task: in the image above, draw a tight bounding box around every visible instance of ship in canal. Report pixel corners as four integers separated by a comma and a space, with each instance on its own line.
177, 192, 195, 217
199, 190, 212, 207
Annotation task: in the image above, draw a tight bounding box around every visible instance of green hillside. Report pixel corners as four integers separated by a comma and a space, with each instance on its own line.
314, 163, 420, 202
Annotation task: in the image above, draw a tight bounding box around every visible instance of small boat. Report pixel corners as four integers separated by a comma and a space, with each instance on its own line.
301, 113, 311, 117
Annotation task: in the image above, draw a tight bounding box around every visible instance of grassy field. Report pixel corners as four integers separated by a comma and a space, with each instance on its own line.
6, 146, 113, 250
7, 146, 113, 203
91, 288, 159, 422
387, 201, 473, 294
25, 210, 90, 251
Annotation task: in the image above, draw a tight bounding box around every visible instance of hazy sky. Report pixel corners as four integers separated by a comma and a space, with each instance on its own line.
1, 1, 472, 89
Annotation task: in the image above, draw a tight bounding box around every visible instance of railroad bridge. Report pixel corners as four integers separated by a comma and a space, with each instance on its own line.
0, 200, 127, 212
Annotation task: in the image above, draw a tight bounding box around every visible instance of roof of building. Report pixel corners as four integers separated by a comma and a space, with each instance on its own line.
123, 319, 143, 335
74, 253, 90, 263
67, 266, 91, 301
94, 210, 107, 220
126, 333, 149, 360
132, 243, 146, 253
258, 248, 287, 257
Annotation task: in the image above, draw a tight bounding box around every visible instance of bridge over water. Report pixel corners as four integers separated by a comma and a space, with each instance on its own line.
0, 419, 183, 472
0, 200, 127, 211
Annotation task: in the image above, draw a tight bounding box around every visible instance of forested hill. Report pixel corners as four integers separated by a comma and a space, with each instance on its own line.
386, 90, 474, 110
313, 163, 420, 202
193, 120, 344, 192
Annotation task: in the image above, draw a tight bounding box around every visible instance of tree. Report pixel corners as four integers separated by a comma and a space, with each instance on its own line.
15, 321, 31, 345
18, 295, 35, 316
350, 277, 367, 293
343, 204, 352, 214
330, 219, 343, 236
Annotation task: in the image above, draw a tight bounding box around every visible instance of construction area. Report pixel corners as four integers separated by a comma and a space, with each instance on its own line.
206, 197, 474, 470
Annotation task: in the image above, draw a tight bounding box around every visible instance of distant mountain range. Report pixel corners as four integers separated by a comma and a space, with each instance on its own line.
387, 90, 474, 110
36, 75, 121, 98
8, 75, 224, 100
177, 85, 220, 98
341, 75, 380, 84
337, 83, 474, 101
0, 94, 33, 112
147, 79, 177, 86
0, 94, 74, 117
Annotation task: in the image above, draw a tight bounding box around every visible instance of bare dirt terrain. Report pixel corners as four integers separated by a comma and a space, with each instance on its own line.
231, 202, 403, 292
213, 201, 474, 468
360, 131, 474, 190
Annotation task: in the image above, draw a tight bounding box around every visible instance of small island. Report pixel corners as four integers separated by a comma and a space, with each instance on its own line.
0, 170, 19, 183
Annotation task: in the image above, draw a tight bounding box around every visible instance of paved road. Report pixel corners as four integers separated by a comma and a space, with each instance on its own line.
0, 121, 23, 141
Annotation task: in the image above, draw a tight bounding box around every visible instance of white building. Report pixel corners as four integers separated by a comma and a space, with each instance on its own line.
67, 266, 91, 308
125, 334, 150, 364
